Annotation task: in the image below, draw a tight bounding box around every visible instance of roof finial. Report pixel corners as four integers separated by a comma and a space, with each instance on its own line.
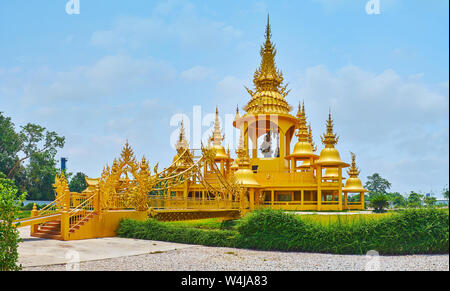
321, 110, 339, 147
266, 14, 271, 42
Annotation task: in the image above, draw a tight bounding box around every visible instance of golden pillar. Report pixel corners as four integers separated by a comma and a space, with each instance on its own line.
249, 188, 255, 210
344, 192, 348, 209
361, 192, 365, 210
317, 166, 322, 211
271, 190, 275, 206
338, 166, 343, 211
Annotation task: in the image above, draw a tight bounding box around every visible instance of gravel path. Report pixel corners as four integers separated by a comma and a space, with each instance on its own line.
23, 246, 449, 271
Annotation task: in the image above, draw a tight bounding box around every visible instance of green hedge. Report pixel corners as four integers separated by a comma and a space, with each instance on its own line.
118, 208, 449, 255
118, 219, 237, 248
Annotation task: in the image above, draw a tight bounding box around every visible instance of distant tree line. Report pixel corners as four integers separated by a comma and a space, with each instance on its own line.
0, 112, 87, 201
363, 173, 448, 213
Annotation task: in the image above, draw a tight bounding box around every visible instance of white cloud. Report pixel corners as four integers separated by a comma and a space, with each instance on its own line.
181, 66, 214, 81
3, 55, 177, 105
90, 5, 243, 51
293, 64, 449, 194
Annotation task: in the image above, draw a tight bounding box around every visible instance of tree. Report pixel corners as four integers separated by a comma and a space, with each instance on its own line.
407, 191, 424, 208
369, 193, 389, 213
0, 172, 26, 271
7, 123, 65, 179
443, 186, 449, 200
386, 192, 406, 208
365, 173, 392, 197
424, 196, 437, 207
69, 172, 88, 193
24, 152, 60, 201
0, 113, 22, 177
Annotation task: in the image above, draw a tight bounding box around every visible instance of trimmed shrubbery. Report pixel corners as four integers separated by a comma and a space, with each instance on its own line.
118, 208, 449, 255
118, 219, 237, 248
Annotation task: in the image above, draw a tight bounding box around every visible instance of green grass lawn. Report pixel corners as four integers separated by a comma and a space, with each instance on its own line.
16, 210, 31, 219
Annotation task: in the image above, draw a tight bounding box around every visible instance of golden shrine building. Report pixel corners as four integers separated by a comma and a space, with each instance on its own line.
165, 17, 368, 212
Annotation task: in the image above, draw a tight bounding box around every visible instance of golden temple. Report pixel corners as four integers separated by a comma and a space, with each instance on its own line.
13, 17, 367, 241
167, 16, 367, 212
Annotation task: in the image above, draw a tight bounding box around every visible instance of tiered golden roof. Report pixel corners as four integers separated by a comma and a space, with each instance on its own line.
343, 153, 368, 193
316, 111, 349, 168
243, 16, 293, 115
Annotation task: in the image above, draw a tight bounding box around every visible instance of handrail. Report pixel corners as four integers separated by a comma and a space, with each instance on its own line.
38, 194, 65, 217
68, 193, 96, 232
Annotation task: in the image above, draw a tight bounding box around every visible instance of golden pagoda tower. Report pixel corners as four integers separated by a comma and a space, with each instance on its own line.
233, 131, 260, 210
235, 15, 298, 167
343, 152, 368, 210
314, 111, 349, 210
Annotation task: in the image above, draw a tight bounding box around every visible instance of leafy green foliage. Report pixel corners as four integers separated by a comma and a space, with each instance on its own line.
387, 192, 407, 208
69, 172, 88, 193
0, 172, 26, 271
118, 208, 449, 255
0, 112, 65, 201
407, 191, 424, 208
424, 196, 437, 207
0, 113, 22, 178
365, 173, 391, 197
118, 219, 237, 248
369, 193, 389, 213
443, 186, 449, 200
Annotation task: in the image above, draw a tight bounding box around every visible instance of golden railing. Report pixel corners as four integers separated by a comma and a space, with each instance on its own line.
105, 192, 130, 210
37, 194, 66, 217
68, 194, 96, 232
148, 196, 240, 210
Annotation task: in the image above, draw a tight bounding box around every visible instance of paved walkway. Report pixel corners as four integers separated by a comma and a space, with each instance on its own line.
18, 226, 194, 268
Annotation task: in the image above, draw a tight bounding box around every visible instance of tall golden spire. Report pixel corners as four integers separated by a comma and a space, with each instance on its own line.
307, 124, 317, 152
295, 101, 309, 143
288, 102, 317, 159
210, 107, 225, 147
347, 152, 361, 178
236, 130, 250, 168
243, 15, 292, 115
321, 110, 340, 148
208, 107, 228, 160
176, 120, 189, 150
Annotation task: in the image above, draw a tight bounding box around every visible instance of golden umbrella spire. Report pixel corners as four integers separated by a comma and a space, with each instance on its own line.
343, 152, 367, 193
244, 15, 292, 115
209, 107, 228, 160
316, 110, 349, 168
308, 124, 317, 152
176, 120, 189, 150
295, 101, 309, 143
288, 102, 317, 159
211, 107, 225, 147
236, 130, 250, 168
347, 152, 361, 178
321, 110, 340, 148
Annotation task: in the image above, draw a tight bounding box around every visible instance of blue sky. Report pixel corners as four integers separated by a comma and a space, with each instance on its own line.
0, 0, 448, 197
